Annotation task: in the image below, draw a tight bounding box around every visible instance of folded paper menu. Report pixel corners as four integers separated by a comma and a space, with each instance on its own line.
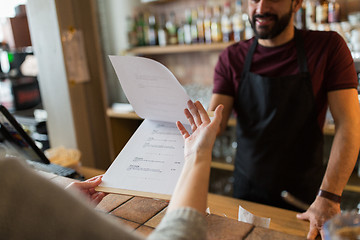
96, 56, 191, 200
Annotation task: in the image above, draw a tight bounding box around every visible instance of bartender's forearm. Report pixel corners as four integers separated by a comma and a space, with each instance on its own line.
321, 89, 360, 196
209, 94, 234, 134
320, 122, 360, 195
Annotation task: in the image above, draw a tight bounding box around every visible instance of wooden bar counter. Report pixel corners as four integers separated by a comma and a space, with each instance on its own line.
38, 169, 311, 240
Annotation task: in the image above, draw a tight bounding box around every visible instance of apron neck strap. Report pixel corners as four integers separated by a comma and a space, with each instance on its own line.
294, 28, 308, 73
242, 37, 258, 74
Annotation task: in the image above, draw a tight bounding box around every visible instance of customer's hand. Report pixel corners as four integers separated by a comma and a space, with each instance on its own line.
66, 175, 107, 205
177, 100, 223, 161
168, 100, 223, 213
296, 196, 340, 239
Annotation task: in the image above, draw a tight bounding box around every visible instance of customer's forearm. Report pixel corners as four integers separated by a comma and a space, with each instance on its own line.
167, 151, 212, 214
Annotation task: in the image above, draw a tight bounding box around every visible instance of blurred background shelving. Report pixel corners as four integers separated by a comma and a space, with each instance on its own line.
0, 0, 359, 206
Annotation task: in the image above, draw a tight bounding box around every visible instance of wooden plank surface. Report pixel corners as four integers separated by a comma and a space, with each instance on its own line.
96, 194, 133, 213
144, 207, 167, 228
208, 193, 309, 238
135, 225, 155, 237
110, 197, 168, 224
206, 214, 254, 240
248, 227, 306, 240
46, 171, 308, 239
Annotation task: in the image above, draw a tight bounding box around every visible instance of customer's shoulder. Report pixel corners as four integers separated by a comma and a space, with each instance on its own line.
0, 156, 26, 171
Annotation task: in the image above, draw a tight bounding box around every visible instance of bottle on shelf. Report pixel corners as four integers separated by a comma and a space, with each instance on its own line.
211, 5, 222, 43
204, 6, 212, 44
136, 12, 146, 46
295, 0, 306, 29
305, 0, 316, 29
191, 8, 199, 43
328, 0, 340, 23
197, 6, 205, 43
166, 11, 178, 45
184, 9, 192, 44
244, 14, 254, 40
158, 14, 168, 46
232, 0, 245, 42
126, 15, 138, 47
316, 0, 329, 24
148, 14, 157, 46
177, 21, 185, 45
221, 1, 233, 42
143, 12, 150, 45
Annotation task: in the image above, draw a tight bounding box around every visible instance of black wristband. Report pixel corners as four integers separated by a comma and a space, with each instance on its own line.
317, 189, 341, 203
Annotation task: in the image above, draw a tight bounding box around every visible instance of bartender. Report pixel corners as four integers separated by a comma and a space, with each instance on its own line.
209, 0, 360, 239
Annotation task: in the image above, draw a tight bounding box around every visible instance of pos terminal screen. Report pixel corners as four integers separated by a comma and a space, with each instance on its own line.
0, 106, 45, 163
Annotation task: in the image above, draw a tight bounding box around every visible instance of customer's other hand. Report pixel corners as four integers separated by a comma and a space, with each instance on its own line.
66, 175, 107, 205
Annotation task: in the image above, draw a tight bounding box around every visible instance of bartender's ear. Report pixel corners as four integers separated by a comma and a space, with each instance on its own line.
292, 0, 303, 13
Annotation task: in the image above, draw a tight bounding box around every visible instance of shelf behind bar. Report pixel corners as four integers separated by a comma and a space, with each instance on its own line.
126, 42, 359, 60
106, 108, 335, 135
107, 108, 142, 120
211, 161, 235, 171
126, 42, 235, 55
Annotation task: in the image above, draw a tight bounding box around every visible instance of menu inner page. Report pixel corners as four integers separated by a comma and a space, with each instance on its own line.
97, 56, 191, 199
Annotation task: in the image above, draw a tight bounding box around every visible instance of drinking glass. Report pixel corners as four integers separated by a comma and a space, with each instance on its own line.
324, 211, 360, 240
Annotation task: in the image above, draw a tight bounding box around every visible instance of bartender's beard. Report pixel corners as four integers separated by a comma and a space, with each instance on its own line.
250, 6, 293, 39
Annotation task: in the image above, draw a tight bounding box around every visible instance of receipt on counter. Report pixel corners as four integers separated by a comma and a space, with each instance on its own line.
238, 205, 271, 228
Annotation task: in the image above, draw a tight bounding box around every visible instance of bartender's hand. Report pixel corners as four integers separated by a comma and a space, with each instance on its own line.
66, 175, 107, 205
296, 196, 340, 239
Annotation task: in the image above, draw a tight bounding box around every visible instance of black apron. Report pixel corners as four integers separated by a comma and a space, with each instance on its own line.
233, 29, 325, 210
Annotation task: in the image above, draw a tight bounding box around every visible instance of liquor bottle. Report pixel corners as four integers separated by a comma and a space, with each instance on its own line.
184, 9, 192, 44
191, 9, 199, 43
177, 21, 185, 45
166, 12, 178, 45
143, 12, 150, 45
158, 14, 168, 46
305, 0, 316, 29
197, 6, 205, 43
136, 13, 146, 46
232, 0, 245, 42
126, 15, 138, 47
295, 0, 306, 29
221, 1, 233, 42
211, 5, 222, 43
243, 14, 254, 40
204, 6, 212, 44
148, 14, 157, 46
328, 0, 340, 23
316, 0, 329, 24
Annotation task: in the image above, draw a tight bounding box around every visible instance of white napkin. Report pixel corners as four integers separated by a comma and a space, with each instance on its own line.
238, 205, 271, 228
